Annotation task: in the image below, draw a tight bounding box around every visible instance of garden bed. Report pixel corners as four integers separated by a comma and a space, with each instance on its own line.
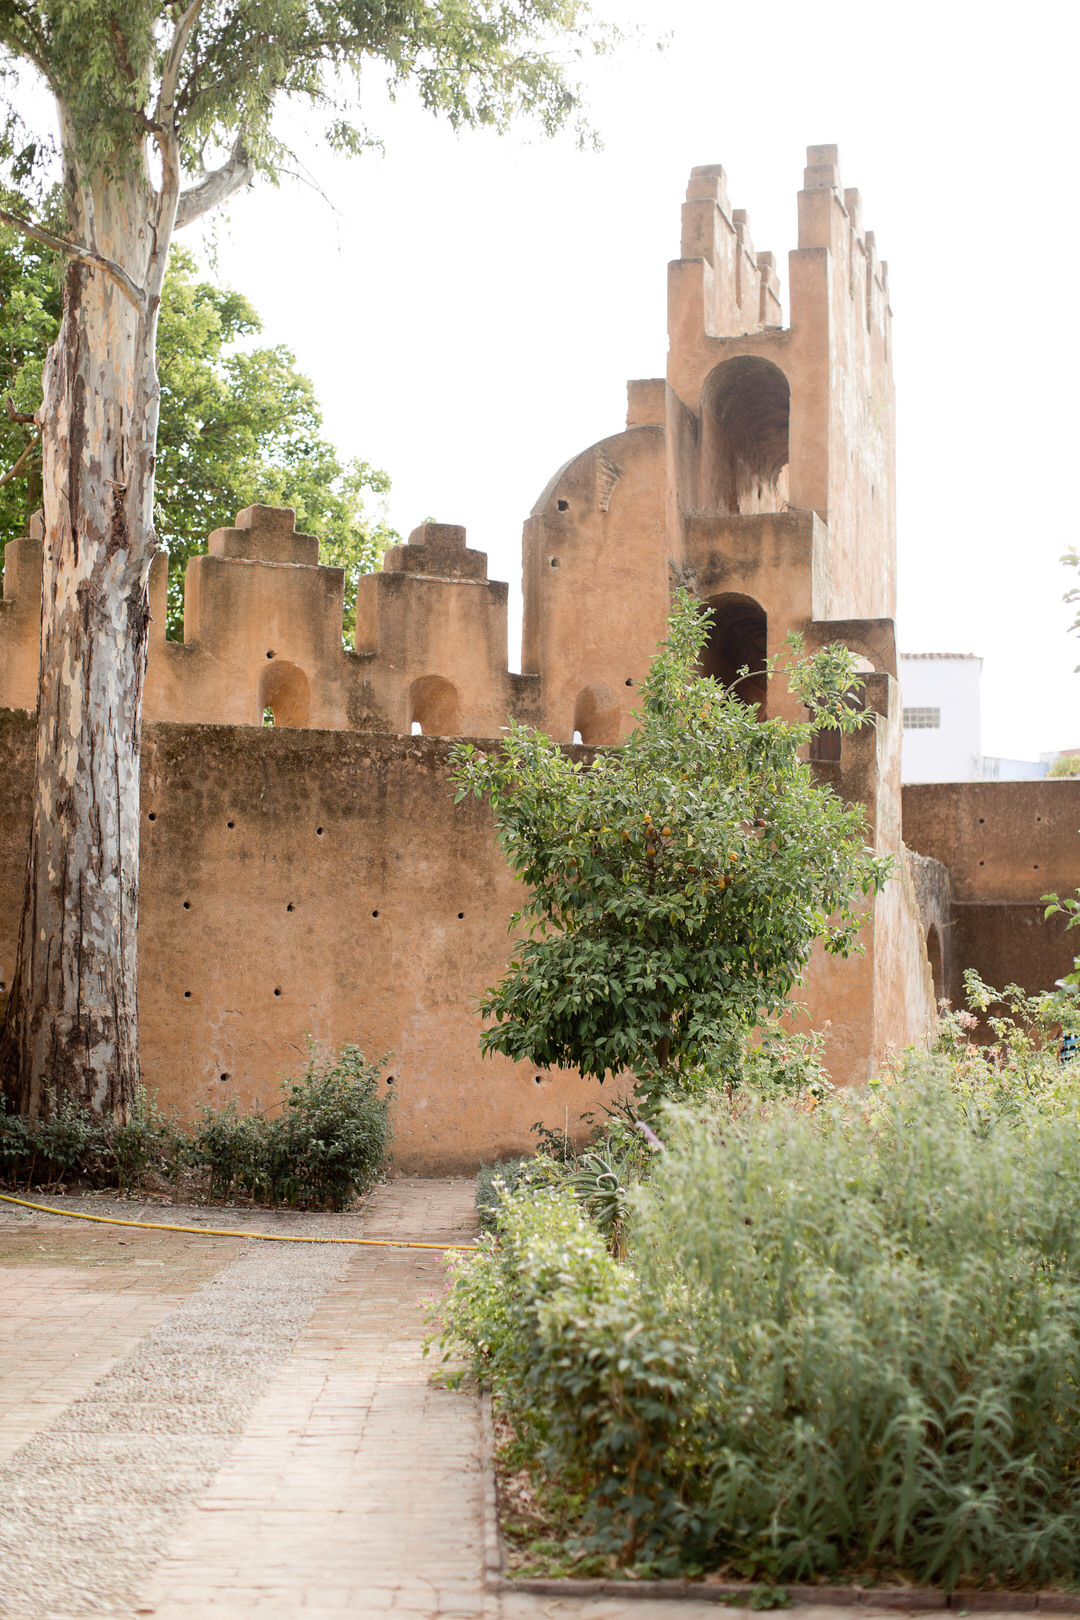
482, 1396, 1080, 1611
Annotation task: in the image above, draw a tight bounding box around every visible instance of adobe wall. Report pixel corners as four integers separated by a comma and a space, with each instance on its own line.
0, 146, 959, 1155
0, 707, 612, 1171
902, 782, 1080, 1007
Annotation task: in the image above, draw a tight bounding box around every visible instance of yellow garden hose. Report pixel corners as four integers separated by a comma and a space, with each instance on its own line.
0, 1191, 478, 1251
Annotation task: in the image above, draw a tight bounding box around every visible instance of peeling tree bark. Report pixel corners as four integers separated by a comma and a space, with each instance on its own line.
0, 160, 163, 1118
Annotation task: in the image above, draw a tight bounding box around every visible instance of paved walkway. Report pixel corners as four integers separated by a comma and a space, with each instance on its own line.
0, 1182, 1036, 1620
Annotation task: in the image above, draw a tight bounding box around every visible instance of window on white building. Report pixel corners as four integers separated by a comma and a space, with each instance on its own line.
903, 707, 941, 730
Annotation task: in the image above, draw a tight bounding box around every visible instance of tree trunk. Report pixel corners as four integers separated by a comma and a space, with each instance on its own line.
0, 163, 162, 1118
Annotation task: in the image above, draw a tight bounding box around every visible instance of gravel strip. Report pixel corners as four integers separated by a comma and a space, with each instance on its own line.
0, 1240, 346, 1618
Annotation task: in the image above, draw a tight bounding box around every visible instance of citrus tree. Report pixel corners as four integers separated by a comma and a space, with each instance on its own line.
452, 592, 892, 1109
0, 0, 610, 1117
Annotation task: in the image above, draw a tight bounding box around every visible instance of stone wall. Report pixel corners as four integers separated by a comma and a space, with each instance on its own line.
902, 781, 1080, 1006
0, 147, 952, 1152
0, 708, 615, 1173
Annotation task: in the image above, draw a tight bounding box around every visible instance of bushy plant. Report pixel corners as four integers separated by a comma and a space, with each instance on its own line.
0, 1044, 391, 1209
187, 1096, 267, 1202
186, 1043, 391, 1210
439, 1074, 1080, 1587
268, 1042, 392, 1208
0, 1084, 184, 1191
452, 592, 889, 1112
890, 968, 1080, 1139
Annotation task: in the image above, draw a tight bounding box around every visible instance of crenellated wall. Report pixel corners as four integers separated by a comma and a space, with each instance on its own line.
2, 146, 1014, 1160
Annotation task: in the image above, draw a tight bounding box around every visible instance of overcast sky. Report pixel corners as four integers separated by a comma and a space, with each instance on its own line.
188, 0, 1078, 762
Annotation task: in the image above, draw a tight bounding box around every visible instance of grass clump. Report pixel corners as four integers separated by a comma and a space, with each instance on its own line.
438, 1066, 1080, 1588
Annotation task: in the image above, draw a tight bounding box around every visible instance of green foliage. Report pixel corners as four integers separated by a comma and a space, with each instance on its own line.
1047, 754, 1080, 778
452, 592, 891, 1110
476, 1114, 654, 1253
902, 968, 1079, 1142
0, 1084, 185, 1192
437, 1074, 1080, 1585
187, 1043, 392, 1209
1042, 887, 1080, 999
0, 1043, 391, 1209
0, 235, 397, 640
0, 1, 613, 211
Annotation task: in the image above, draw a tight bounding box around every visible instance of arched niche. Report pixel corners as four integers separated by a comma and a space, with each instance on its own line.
700, 355, 790, 514
573, 683, 620, 746
699, 594, 768, 716
926, 924, 944, 1008
258, 660, 310, 727
408, 675, 461, 736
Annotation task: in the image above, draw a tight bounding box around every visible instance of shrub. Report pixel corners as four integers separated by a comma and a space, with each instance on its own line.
439, 1073, 1080, 1587
186, 1043, 392, 1210
268, 1042, 392, 1208
0, 1085, 184, 1190
0, 1043, 391, 1210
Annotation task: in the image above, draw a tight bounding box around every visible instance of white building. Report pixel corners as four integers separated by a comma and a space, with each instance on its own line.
899, 654, 1051, 782
900, 654, 983, 782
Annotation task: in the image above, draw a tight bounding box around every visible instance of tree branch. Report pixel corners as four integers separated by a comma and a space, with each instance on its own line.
0, 207, 146, 309
174, 139, 253, 229
109, 16, 136, 85
157, 0, 205, 124
0, 425, 42, 490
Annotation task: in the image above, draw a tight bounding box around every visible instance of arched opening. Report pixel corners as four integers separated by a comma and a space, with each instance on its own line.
257, 660, 310, 727
408, 675, 461, 736
700, 356, 790, 514
573, 683, 620, 746
698, 594, 768, 715
926, 925, 944, 1008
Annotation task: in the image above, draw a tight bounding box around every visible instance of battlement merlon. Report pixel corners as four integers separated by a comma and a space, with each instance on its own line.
796, 145, 890, 303
675, 165, 780, 344
208, 504, 319, 566
382, 523, 489, 583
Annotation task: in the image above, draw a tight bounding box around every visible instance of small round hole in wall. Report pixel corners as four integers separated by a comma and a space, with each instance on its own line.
1034, 863, 1039, 869
1037, 816, 1043, 823
534, 1075, 543, 1085
227, 820, 235, 829
557, 499, 569, 512
978, 817, 985, 824
386, 1075, 395, 1086
316, 826, 324, 836
274, 987, 282, 996
182, 900, 191, 910
979, 860, 985, 866
266, 649, 274, 659
286, 903, 294, 912
220, 1072, 230, 1083
457, 912, 464, 920
371, 909, 379, 918
147, 811, 156, 822
549, 556, 559, 568
625, 678, 633, 687
184, 990, 192, 999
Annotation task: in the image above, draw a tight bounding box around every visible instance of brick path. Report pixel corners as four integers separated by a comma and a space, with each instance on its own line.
137, 1181, 487, 1619
0, 1183, 1032, 1620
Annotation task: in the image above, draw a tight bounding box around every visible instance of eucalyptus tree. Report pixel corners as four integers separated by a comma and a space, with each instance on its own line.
0, 0, 608, 1116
